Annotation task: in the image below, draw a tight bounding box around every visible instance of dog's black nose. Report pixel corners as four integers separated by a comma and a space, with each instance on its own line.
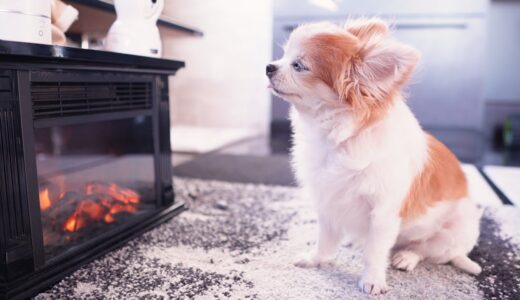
266, 64, 278, 78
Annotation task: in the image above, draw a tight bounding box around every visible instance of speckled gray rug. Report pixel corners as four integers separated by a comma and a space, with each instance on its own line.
36, 177, 520, 300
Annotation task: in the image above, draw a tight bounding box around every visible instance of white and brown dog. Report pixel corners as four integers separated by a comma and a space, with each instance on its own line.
266, 18, 482, 295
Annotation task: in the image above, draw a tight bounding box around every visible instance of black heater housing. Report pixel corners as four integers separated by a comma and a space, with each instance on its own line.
0, 40, 186, 299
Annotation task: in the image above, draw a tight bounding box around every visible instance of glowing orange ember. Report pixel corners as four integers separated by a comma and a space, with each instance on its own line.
39, 188, 51, 211
108, 183, 140, 204
78, 201, 105, 220
84, 183, 140, 203
109, 203, 137, 215
104, 214, 115, 223
41, 182, 141, 233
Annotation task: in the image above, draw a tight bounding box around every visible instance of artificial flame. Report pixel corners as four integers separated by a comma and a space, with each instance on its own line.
40, 182, 141, 233
64, 213, 80, 232
39, 188, 51, 211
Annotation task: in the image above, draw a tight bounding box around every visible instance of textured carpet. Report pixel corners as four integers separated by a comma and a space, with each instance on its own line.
36, 176, 520, 299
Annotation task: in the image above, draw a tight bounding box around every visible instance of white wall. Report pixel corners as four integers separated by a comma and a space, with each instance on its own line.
486, 1, 520, 102
160, 0, 273, 136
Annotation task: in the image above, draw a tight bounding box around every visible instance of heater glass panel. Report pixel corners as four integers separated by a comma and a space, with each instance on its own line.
34, 116, 156, 260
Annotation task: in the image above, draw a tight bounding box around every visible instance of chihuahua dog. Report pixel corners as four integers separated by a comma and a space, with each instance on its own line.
266, 18, 482, 295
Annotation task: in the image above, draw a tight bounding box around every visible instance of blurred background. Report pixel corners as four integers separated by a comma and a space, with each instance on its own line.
13, 0, 517, 204
54, 0, 520, 167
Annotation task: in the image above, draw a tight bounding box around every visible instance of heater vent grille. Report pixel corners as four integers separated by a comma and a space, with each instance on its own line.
31, 81, 152, 119
0, 71, 14, 102
0, 72, 28, 243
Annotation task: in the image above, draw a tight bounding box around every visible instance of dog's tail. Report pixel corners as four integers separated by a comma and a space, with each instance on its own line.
451, 255, 482, 275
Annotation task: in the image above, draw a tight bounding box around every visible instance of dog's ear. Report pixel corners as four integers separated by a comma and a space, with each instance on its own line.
338, 36, 419, 123
345, 18, 390, 41
353, 38, 420, 101
340, 18, 419, 106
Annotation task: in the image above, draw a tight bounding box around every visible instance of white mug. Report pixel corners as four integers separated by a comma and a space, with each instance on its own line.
0, 0, 52, 44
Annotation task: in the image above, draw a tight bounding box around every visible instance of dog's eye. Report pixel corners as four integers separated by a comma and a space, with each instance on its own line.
291, 61, 306, 72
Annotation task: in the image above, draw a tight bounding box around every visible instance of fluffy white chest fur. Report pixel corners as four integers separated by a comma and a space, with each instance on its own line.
291, 100, 425, 243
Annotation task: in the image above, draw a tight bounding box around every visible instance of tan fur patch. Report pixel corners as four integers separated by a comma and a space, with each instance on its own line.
302, 32, 359, 89
301, 32, 386, 127
400, 134, 468, 220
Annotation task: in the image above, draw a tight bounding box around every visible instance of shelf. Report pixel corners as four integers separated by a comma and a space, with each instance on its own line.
0, 39, 185, 74
65, 0, 203, 36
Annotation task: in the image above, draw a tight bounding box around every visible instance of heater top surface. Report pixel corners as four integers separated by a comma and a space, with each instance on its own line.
0, 40, 185, 74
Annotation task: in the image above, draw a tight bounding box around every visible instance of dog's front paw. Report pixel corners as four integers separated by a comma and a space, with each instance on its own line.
293, 253, 333, 268
358, 276, 388, 295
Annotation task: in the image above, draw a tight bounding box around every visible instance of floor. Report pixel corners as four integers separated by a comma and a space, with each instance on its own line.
172, 135, 270, 167
170, 126, 260, 154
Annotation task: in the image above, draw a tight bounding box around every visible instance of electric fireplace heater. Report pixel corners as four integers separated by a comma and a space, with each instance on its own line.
0, 41, 185, 299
